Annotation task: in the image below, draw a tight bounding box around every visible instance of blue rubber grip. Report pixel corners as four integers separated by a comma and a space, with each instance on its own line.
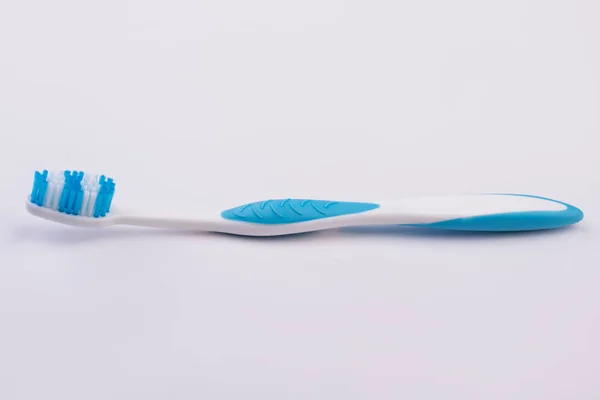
221, 199, 379, 224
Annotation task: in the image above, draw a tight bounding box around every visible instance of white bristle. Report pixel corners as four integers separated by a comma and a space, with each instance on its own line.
51, 185, 60, 210
44, 183, 54, 207
88, 190, 98, 217
53, 181, 64, 210
81, 190, 91, 216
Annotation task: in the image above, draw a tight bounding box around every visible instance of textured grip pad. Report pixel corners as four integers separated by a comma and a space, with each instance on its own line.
221, 199, 379, 224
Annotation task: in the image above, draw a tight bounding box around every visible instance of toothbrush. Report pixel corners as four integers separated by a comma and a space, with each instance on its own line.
26, 170, 584, 236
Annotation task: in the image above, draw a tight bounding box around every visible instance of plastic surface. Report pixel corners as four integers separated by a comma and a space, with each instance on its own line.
221, 199, 380, 224
410, 194, 584, 231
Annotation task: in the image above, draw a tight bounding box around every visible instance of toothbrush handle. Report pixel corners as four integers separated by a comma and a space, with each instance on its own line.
116, 194, 583, 236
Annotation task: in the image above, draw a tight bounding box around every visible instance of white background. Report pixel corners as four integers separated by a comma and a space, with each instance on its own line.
0, 0, 599, 399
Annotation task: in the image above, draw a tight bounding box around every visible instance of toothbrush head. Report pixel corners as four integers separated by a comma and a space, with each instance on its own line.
26, 169, 116, 226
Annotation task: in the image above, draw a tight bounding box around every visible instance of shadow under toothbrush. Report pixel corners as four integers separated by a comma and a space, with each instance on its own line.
10, 223, 211, 245
337, 224, 580, 239
11, 221, 582, 245
218, 224, 581, 242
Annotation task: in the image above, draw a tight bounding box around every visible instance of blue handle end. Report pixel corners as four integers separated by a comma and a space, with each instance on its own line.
413, 195, 584, 232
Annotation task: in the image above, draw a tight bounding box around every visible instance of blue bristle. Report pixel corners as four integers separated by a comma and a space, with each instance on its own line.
98, 194, 107, 217
72, 172, 85, 215
30, 170, 50, 206
36, 171, 43, 204
100, 196, 108, 217
74, 191, 84, 215
67, 189, 77, 214
31, 171, 42, 204
92, 175, 115, 217
38, 170, 49, 206
58, 171, 71, 212
92, 175, 104, 217
38, 177, 47, 206
101, 196, 109, 215
105, 179, 115, 213
30, 171, 40, 203
100, 179, 112, 216
92, 196, 99, 217
93, 190, 103, 218
65, 171, 83, 214
107, 181, 115, 215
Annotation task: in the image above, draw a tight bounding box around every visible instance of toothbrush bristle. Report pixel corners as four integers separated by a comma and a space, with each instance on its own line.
30, 170, 116, 218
